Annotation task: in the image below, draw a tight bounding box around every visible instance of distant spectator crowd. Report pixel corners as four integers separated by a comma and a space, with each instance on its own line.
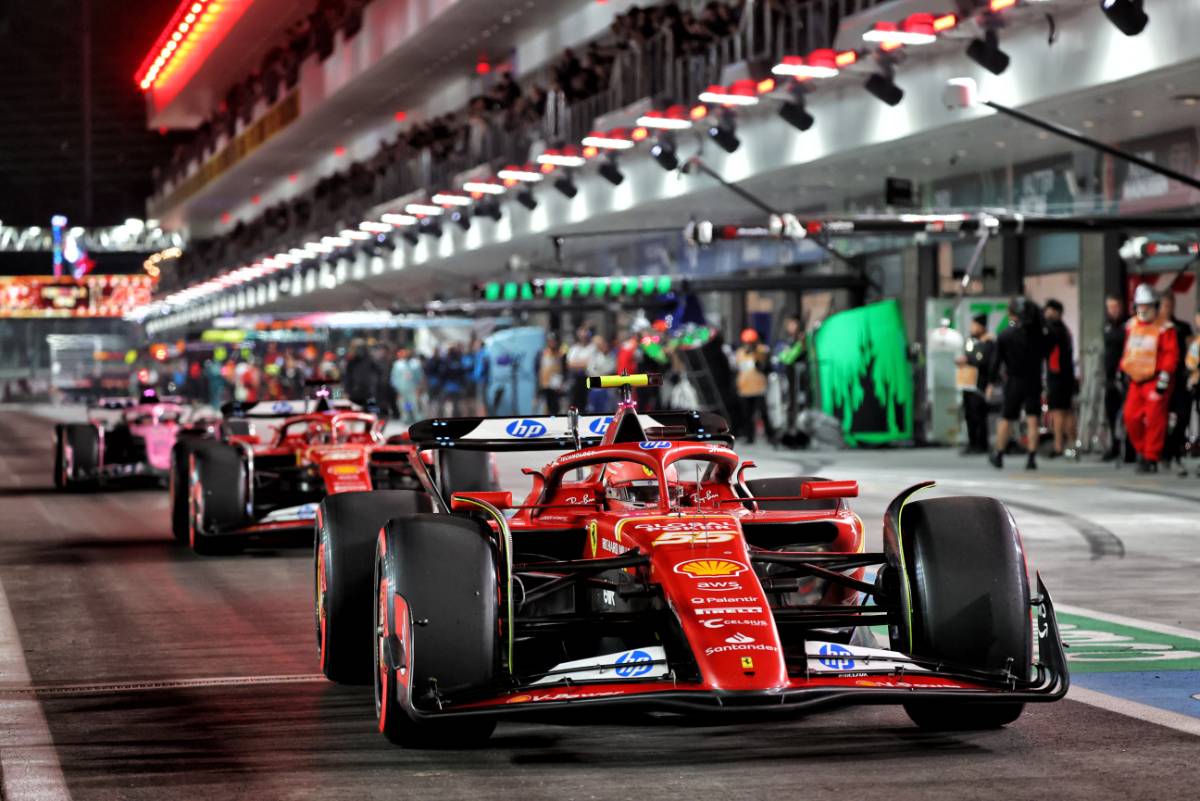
157, 0, 757, 295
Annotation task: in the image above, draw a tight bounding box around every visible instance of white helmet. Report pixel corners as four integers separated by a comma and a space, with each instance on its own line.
1133, 284, 1158, 306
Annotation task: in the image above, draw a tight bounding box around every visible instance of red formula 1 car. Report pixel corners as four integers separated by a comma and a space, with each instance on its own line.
315, 374, 1068, 746
171, 396, 494, 554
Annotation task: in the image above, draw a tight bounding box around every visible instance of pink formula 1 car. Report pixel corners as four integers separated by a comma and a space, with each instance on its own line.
53, 390, 213, 490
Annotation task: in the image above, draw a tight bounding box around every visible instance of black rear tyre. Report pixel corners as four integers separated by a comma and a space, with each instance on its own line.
374, 514, 498, 747
315, 490, 430, 684
56, 423, 99, 490
890, 496, 1030, 730
188, 443, 247, 555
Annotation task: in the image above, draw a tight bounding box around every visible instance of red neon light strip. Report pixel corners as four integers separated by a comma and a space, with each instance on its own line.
134, 1, 248, 92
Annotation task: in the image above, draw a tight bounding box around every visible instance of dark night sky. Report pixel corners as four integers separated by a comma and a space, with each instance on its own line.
0, 0, 182, 227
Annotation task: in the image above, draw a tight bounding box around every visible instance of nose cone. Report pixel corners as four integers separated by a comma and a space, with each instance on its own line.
632, 516, 788, 691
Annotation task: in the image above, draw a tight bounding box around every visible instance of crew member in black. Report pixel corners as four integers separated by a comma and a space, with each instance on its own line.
1043, 299, 1078, 458
1159, 292, 1193, 473
958, 314, 994, 454
1101, 295, 1127, 461
989, 297, 1045, 470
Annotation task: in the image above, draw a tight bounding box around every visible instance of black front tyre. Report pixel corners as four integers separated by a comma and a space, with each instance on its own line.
374, 514, 498, 747
315, 490, 430, 685
169, 439, 203, 542
188, 443, 247, 555
890, 496, 1031, 730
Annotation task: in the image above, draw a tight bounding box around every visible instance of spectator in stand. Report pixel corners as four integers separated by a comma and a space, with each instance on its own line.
566, 327, 597, 411
539, 332, 567, 415
1159, 292, 1193, 473
988, 297, 1045, 471
1043, 299, 1078, 459
734, 329, 775, 446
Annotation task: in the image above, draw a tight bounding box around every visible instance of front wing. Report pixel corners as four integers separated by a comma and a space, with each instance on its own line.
405, 575, 1068, 721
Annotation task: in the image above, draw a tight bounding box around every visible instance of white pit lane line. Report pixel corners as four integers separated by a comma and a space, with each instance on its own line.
1067, 687, 1200, 737
0, 574, 72, 801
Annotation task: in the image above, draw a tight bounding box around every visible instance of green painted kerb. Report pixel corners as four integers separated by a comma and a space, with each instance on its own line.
814, 299, 914, 446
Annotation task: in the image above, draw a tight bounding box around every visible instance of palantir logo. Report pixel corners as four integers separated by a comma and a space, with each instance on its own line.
506, 419, 547, 438
614, 649, 654, 678
589, 416, 613, 435
817, 643, 855, 670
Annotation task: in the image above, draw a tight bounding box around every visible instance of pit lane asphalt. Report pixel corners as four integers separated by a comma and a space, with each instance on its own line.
0, 408, 1196, 801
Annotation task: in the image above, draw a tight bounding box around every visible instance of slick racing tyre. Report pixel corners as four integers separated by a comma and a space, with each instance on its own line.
187, 442, 247, 555
374, 514, 498, 747
169, 439, 205, 542
889, 496, 1030, 730
315, 490, 431, 685
55, 423, 99, 491
436, 450, 499, 497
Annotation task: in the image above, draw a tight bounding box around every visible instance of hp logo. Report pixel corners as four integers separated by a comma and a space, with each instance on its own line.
817, 643, 855, 670
638, 440, 670, 450
272, 401, 294, 414
506, 419, 547, 438
589, 416, 613, 435
614, 649, 654, 678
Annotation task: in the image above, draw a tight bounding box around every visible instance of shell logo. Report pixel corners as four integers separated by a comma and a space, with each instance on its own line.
506, 694, 533, 704
674, 559, 748, 578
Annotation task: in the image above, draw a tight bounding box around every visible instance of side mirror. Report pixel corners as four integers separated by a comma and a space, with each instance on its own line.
451, 491, 513, 512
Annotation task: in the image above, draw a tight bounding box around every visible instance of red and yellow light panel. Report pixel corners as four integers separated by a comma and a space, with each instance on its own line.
135, 1, 254, 93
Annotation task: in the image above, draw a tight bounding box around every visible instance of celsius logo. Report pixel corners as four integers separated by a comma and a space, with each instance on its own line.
817, 643, 855, 670
589, 416, 613, 435
638, 440, 671, 449
614, 649, 654, 678
725, 632, 755, 645
506, 419, 547, 438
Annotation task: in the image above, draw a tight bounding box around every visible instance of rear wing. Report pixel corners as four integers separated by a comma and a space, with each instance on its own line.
407, 411, 731, 451
91, 395, 187, 410
220, 398, 361, 419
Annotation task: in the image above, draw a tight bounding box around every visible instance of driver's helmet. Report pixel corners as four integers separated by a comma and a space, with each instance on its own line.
605, 461, 681, 508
